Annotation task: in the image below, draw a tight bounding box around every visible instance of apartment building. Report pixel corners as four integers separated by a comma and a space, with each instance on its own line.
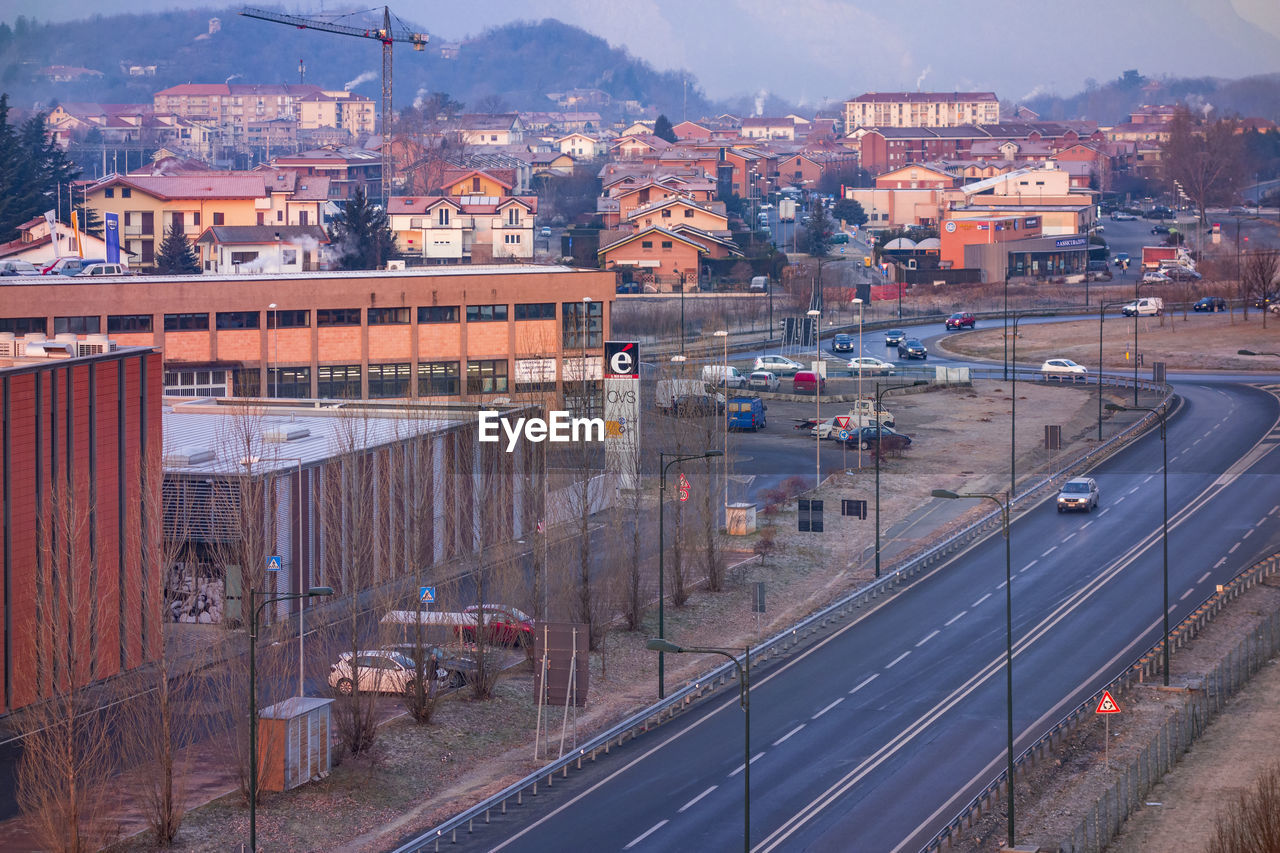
297, 90, 377, 136
152, 83, 325, 143
843, 92, 1000, 129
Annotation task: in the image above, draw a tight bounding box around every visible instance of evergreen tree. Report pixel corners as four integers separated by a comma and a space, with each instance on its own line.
653, 114, 677, 143
0, 93, 82, 242
155, 224, 200, 275
805, 202, 834, 258
327, 187, 394, 270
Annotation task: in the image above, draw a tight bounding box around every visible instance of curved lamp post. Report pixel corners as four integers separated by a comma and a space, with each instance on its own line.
657, 450, 722, 698
1097, 300, 1131, 441
930, 489, 1014, 849
807, 309, 822, 487
249, 585, 333, 852
1107, 402, 1170, 686
873, 380, 928, 577
647, 639, 750, 852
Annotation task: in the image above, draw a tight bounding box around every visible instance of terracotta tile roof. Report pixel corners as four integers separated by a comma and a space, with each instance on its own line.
850, 92, 997, 103
93, 174, 270, 200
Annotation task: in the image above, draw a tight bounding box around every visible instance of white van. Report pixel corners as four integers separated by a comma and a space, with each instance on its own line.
702, 365, 746, 389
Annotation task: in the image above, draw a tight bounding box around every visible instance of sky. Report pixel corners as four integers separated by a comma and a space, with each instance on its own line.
7, 0, 1280, 105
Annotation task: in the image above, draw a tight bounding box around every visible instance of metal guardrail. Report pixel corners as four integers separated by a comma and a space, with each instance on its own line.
394, 376, 1173, 852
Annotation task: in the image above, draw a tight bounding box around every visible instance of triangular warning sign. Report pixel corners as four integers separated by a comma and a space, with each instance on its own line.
1095, 690, 1120, 714
835, 416, 850, 429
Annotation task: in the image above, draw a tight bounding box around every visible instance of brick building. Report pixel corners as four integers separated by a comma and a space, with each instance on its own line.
0, 345, 163, 714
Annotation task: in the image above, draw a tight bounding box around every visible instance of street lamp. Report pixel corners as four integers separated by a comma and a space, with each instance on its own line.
1130, 281, 1158, 407
929, 488, 1014, 849
1009, 314, 1029, 508
249, 585, 333, 852
807, 308, 821, 487
1107, 402, 1170, 686
853, 297, 864, 469
873, 380, 928, 578
267, 302, 278, 398
675, 267, 687, 355
1097, 300, 1131, 441
646, 638, 750, 853
714, 329, 729, 519
657, 450, 722, 699
1239, 349, 1280, 358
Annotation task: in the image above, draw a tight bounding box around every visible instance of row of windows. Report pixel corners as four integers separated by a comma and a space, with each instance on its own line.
229, 361, 504, 399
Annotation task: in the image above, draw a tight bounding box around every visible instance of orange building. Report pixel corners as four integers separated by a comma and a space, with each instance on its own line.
939, 215, 1040, 269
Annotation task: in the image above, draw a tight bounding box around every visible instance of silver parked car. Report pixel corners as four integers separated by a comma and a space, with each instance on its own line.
1056, 477, 1100, 513
747, 370, 780, 391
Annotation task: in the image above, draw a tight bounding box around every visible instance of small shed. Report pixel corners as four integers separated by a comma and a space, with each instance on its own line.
725, 503, 758, 535
257, 696, 334, 792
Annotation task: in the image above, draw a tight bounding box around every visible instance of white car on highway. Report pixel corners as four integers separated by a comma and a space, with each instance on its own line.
847, 356, 895, 375
1040, 358, 1088, 376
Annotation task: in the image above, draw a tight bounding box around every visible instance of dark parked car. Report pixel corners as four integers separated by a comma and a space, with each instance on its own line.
832, 333, 855, 352
1163, 266, 1200, 281
843, 425, 912, 452
884, 328, 906, 346
1252, 293, 1278, 310
897, 338, 928, 359
945, 312, 976, 330
1151, 224, 1171, 235
671, 394, 724, 417
1193, 297, 1227, 312
616, 281, 641, 294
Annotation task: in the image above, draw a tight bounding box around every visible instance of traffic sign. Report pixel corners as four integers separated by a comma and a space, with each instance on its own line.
419, 586, 436, 605
678, 473, 690, 502
1095, 690, 1121, 714
838, 429, 850, 441
834, 416, 851, 429
266, 555, 282, 572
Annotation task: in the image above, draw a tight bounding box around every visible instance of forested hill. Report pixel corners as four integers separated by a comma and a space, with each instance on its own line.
0, 11, 713, 118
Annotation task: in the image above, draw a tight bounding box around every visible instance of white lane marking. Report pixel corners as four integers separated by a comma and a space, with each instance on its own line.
1041, 546, 1057, 557
1114, 495, 1126, 504
1214, 557, 1228, 568
773, 725, 806, 746
1082, 520, 1094, 529
624, 820, 668, 849
997, 580, 1008, 590
1243, 528, 1254, 539
813, 698, 844, 720
885, 651, 911, 669
1229, 542, 1241, 554
972, 593, 992, 607
1169, 605, 1178, 614
1199, 572, 1212, 583
678, 786, 717, 813
1021, 559, 1039, 574
1202, 430, 1213, 439
728, 753, 765, 777
1144, 475, 1154, 483
1063, 532, 1077, 542
1099, 507, 1111, 516
1193, 437, 1203, 446
945, 611, 967, 627
1270, 505, 1279, 516
1128, 486, 1140, 495
915, 630, 940, 648
849, 674, 878, 695
1180, 588, 1195, 601
1259, 516, 1270, 526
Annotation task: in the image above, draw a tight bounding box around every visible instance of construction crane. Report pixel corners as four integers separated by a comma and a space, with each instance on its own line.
240, 6, 427, 202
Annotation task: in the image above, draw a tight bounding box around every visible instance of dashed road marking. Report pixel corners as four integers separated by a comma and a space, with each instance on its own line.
1144, 475, 1154, 483
1041, 546, 1057, 557
1099, 507, 1111, 516
997, 580, 1008, 590
773, 725, 806, 746
1199, 572, 1212, 583
972, 593, 992, 607
729, 753, 765, 777
1259, 516, 1270, 526
1243, 529, 1254, 539
1022, 559, 1039, 574
1128, 486, 1140, 495
1114, 496, 1126, 504
1181, 588, 1195, 601
1229, 543, 1241, 554
945, 611, 967, 627
885, 651, 911, 669
678, 786, 717, 813
849, 674, 878, 695
1215, 557, 1227, 568
813, 698, 844, 720
625, 820, 669, 849
1063, 532, 1077, 542
1082, 520, 1094, 529
916, 630, 940, 648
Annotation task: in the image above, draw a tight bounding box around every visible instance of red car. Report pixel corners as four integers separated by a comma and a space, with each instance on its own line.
945, 312, 976, 330
792, 370, 826, 395
456, 604, 534, 648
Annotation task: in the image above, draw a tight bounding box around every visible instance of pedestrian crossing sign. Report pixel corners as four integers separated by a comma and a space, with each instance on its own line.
266, 555, 282, 572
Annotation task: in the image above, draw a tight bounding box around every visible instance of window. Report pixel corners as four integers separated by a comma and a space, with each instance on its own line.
282, 249, 298, 265
266, 366, 310, 398
192, 211, 200, 226
215, 311, 260, 330
121, 187, 131, 198
504, 234, 521, 244
165, 368, 230, 397
367, 307, 410, 325
104, 188, 114, 198
107, 314, 153, 333
661, 209, 672, 218
213, 212, 225, 225
562, 300, 603, 349
165, 313, 209, 331
317, 308, 361, 326
466, 304, 508, 322
316, 364, 361, 398
367, 363, 411, 398
514, 302, 555, 321
418, 361, 460, 396
0, 317, 47, 335
54, 316, 101, 335
641, 241, 653, 249
231, 368, 261, 397
472, 177, 481, 192
466, 359, 508, 394
506, 208, 520, 226
661, 241, 673, 249
417, 305, 459, 324
276, 209, 284, 222
684, 209, 694, 218
437, 208, 450, 226
267, 309, 309, 328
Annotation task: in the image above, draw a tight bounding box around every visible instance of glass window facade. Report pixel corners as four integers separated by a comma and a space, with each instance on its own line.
418, 361, 460, 396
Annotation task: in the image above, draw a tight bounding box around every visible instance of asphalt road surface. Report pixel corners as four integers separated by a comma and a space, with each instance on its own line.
434, 378, 1280, 852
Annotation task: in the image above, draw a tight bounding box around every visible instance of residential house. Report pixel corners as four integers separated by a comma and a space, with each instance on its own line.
610, 134, 672, 159
388, 169, 537, 263
597, 225, 742, 290
842, 163, 957, 229
671, 121, 712, 141
271, 147, 381, 200
0, 216, 123, 267
196, 224, 330, 273
530, 151, 576, 177
556, 133, 605, 159
457, 113, 525, 146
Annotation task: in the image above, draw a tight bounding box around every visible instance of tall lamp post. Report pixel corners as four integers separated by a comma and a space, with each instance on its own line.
647, 639, 750, 853
675, 267, 687, 356
853, 297, 864, 468
267, 302, 278, 397
930, 489, 1014, 849
1131, 281, 1158, 406
657, 450, 722, 698
1097, 300, 1131, 441
1106, 402, 1170, 686
1009, 314, 1029, 506
873, 379, 928, 577
714, 329, 730, 519
249, 585, 333, 852
807, 308, 821, 487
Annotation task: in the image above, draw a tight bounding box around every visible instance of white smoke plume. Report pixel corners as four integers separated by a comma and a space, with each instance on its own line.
345, 70, 377, 91
754, 89, 767, 117
915, 65, 931, 91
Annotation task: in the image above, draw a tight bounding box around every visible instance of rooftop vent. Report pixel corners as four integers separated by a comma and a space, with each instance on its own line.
164, 447, 216, 466
263, 426, 311, 443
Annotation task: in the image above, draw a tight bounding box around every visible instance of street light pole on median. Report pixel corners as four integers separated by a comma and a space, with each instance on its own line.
873, 379, 928, 578
1098, 300, 1131, 442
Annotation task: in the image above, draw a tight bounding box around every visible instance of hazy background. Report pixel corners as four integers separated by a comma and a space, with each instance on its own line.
5, 0, 1280, 103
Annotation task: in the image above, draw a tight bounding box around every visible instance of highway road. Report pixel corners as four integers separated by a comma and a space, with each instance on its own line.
430, 378, 1280, 852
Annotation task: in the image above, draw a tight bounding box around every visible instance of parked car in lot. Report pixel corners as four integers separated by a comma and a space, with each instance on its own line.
747, 370, 780, 391
1040, 358, 1087, 376
1163, 266, 1200, 281
0, 259, 40, 276
945, 312, 976, 330
1141, 270, 1171, 284
832, 333, 855, 352
847, 356, 895, 375
727, 396, 767, 431
1193, 296, 1227, 312
1252, 293, 1278, 310
1056, 477, 1100, 513
457, 604, 534, 648
1110, 211, 1138, 221
329, 650, 423, 696
884, 328, 906, 346
702, 364, 747, 388
76, 262, 130, 276
843, 425, 912, 452
792, 370, 826, 394
897, 338, 928, 359
42, 257, 104, 276
1151, 224, 1171, 235
755, 354, 804, 375
670, 394, 724, 417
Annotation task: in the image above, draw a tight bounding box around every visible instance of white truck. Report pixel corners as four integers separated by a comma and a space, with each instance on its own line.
655, 379, 724, 413
778, 199, 798, 222
1121, 297, 1164, 317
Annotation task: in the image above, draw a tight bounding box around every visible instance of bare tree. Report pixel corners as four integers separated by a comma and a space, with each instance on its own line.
1242, 249, 1279, 329
1162, 108, 1245, 221
1207, 760, 1280, 853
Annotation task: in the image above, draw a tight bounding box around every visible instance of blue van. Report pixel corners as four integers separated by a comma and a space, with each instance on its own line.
726, 397, 766, 432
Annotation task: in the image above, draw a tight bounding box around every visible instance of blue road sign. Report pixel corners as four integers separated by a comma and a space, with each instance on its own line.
266, 555, 282, 572
419, 586, 436, 605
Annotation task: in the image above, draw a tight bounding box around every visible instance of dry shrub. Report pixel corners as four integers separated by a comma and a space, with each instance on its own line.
1206, 760, 1280, 853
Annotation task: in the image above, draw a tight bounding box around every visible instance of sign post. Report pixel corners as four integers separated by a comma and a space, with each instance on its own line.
1096, 689, 1121, 768
604, 341, 641, 491
419, 586, 436, 608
